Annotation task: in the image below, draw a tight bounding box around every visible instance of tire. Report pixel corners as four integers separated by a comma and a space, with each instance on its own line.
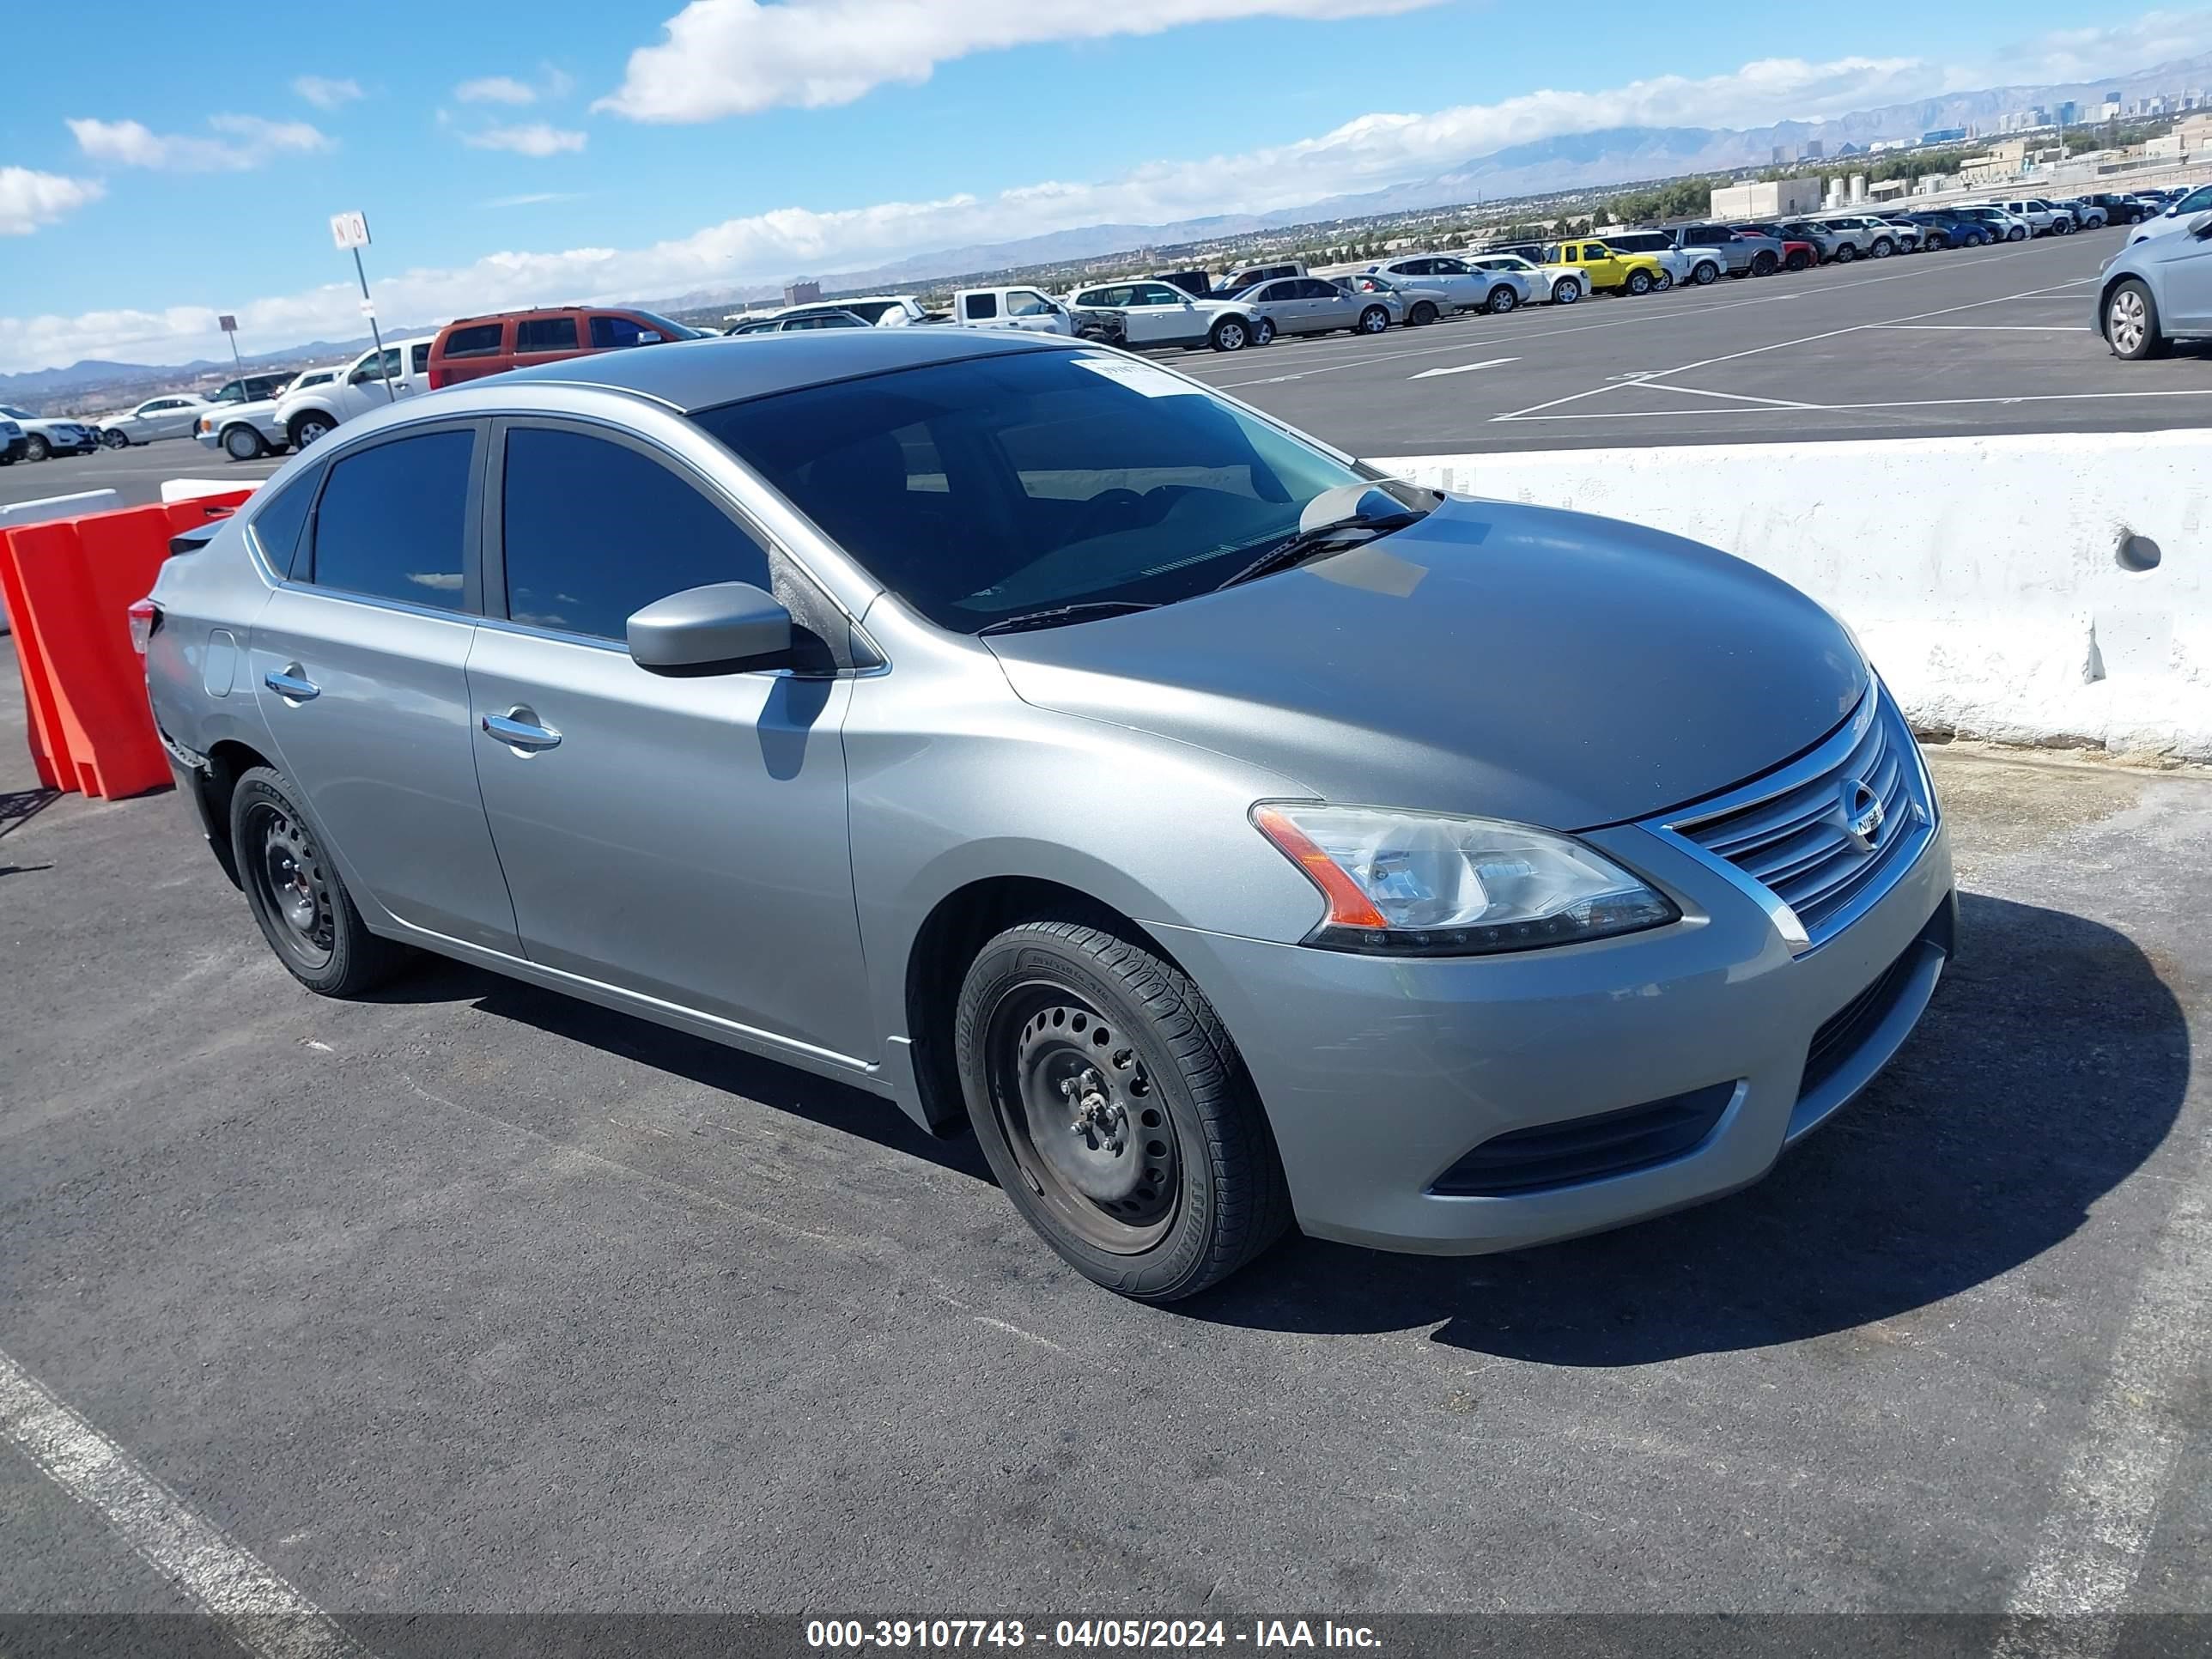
955, 918, 1291, 1302
230, 766, 410, 997
1751, 251, 1778, 277
1785, 250, 1811, 271
23, 434, 49, 463
2105, 279, 2166, 361
1692, 261, 1719, 285
1252, 316, 1276, 347
1408, 301, 1438, 326
101, 428, 129, 449
1484, 286, 1517, 314
2009, 226, 2026, 242
1626, 269, 1652, 296
1358, 305, 1391, 333
1651, 269, 1674, 292
1208, 318, 1249, 352
222, 424, 266, 461
1835, 242, 1857, 263
287, 410, 337, 447
1870, 238, 1893, 259
1551, 277, 1581, 305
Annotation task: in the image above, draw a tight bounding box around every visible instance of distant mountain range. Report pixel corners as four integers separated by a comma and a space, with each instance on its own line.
14, 48, 2209, 395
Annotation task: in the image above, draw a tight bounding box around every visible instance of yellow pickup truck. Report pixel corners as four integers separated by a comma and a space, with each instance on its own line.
1540, 239, 1671, 296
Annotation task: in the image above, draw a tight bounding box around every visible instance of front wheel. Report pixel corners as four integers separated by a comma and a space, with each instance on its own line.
1692, 262, 1719, 285
288, 411, 336, 447
1785, 250, 1811, 271
1485, 286, 1517, 314
956, 919, 1291, 1301
1208, 318, 1249, 352
2008, 226, 2026, 241
1651, 269, 1675, 292
222, 425, 267, 461
1870, 238, 1893, 259
1626, 270, 1652, 295
1835, 242, 1858, 263
2106, 279, 2166, 361
24, 434, 49, 463
231, 767, 411, 996
1358, 305, 1390, 333
101, 429, 129, 449
1751, 251, 1778, 277
1551, 277, 1581, 305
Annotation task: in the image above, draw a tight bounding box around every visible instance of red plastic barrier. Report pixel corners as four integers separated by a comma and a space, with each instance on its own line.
0, 490, 253, 799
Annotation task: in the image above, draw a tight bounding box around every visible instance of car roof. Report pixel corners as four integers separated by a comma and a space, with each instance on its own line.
497, 325, 1072, 412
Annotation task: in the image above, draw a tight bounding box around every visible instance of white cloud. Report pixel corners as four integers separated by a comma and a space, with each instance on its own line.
15, 8, 2212, 372
0, 167, 105, 236
596, 0, 1449, 120
456, 76, 539, 106
68, 114, 332, 172
463, 123, 589, 156
293, 76, 363, 110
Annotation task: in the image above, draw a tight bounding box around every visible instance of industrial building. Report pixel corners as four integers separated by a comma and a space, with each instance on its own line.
1708, 175, 1825, 219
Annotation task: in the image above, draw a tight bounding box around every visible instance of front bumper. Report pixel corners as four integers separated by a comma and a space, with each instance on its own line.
1152, 741, 1956, 1255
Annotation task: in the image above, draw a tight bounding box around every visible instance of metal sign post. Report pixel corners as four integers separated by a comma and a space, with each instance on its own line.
330, 210, 393, 402
217, 313, 246, 386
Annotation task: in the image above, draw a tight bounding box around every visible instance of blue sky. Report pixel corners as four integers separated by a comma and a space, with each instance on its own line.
3, 0, 2206, 372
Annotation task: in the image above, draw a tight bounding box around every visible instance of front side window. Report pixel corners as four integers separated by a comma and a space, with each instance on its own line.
590, 314, 659, 349
500, 427, 771, 640
443, 323, 505, 358
1006, 290, 1054, 318
697, 349, 1415, 635
306, 428, 475, 611
515, 316, 580, 353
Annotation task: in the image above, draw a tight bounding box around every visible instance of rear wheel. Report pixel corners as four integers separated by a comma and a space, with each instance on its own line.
956, 919, 1291, 1301
1551, 277, 1581, 305
1784, 249, 1811, 271
231, 767, 410, 997
1626, 269, 1653, 295
222, 424, 266, 461
1358, 305, 1391, 333
1252, 315, 1276, 346
1408, 301, 1438, 325
2106, 280, 2166, 361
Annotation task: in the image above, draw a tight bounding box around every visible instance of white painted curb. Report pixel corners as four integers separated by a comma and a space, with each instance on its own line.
1374, 432, 2212, 763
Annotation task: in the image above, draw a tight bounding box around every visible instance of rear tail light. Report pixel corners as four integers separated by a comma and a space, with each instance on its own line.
127, 598, 161, 655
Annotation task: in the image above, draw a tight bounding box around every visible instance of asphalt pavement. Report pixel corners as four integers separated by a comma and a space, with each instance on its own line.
1, 638, 2208, 1643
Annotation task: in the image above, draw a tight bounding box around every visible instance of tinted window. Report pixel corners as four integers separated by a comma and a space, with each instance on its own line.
410, 343, 433, 374
963, 293, 999, 320
1300, 279, 1340, 299
515, 316, 580, 352
1255, 282, 1295, 301
307, 429, 475, 611
443, 323, 504, 358
696, 350, 1399, 634
500, 427, 770, 640
590, 314, 662, 349
249, 465, 321, 578
1431, 258, 1468, 274
1133, 284, 1184, 305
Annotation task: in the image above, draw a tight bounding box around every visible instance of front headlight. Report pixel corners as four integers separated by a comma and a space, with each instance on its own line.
1252, 803, 1677, 957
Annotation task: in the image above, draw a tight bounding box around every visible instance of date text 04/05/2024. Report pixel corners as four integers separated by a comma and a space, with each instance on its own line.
805, 1620, 1383, 1649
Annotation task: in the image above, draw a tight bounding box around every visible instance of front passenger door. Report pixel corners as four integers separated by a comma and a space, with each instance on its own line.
465, 422, 872, 1060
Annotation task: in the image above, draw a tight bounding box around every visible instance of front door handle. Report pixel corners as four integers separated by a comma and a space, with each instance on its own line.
482, 710, 562, 751
264, 667, 319, 702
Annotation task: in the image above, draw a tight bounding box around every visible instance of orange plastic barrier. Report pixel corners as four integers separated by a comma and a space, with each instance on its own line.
0, 491, 253, 799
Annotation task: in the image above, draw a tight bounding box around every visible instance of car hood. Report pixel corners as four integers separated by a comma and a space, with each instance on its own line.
985, 496, 1868, 831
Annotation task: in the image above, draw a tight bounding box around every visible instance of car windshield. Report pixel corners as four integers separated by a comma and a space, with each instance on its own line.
696, 349, 1417, 633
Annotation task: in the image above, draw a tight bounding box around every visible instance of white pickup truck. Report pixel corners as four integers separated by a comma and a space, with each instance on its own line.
947, 287, 1079, 335
270, 336, 435, 450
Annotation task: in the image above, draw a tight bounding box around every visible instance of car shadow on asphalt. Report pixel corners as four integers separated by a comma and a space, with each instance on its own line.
364, 954, 995, 1183
1182, 891, 2191, 1363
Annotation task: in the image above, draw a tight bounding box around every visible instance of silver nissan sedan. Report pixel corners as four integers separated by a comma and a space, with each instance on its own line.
141, 328, 1955, 1301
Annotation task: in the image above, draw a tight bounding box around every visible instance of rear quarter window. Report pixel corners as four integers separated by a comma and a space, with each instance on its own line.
441, 323, 505, 358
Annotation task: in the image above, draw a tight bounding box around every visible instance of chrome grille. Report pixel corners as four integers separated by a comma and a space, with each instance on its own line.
1663, 692, 1932, 949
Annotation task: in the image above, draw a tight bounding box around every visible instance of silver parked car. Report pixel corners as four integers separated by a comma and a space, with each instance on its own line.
1234, 276, 1395, 340
142, 330, 1955, 1302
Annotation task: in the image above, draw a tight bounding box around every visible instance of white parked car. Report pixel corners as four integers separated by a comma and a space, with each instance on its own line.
194, 365, 348, 460
2129, 182, 2212, 245
1061, 278, 1270, 351
97, 393, 212, 447
726, 295, 933, 329
270, 337, 435, 451
0, 414, 25, 465
1474, 252, 1583, 305
1991, 198, 2063, 235
0, 404, 100, 461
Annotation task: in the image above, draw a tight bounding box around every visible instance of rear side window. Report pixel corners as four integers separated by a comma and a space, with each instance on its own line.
306, 429, 475, 611
442, 323, 504, 358
499, 427, 771, 640
515, 316, 580, 353
249, 465, 321, 578
963, 293, 1000, 320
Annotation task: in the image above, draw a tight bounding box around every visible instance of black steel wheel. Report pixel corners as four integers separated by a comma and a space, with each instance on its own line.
956, 919, 1290, 1301
231, 766, 410, 995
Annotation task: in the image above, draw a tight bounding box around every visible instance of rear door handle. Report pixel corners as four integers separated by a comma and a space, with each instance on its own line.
264, 667, 319, 702
482, 711, 562, 751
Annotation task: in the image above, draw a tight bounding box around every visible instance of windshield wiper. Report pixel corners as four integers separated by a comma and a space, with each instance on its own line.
975, 599, 1161, 636
1212, 508, 1426, 592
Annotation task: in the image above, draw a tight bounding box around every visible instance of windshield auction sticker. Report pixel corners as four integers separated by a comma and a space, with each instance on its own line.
1070, 356, 1202, 397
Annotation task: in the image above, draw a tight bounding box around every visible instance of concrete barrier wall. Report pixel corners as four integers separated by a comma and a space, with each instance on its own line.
0, 490, 123, 637
1372, 432, 2212, 763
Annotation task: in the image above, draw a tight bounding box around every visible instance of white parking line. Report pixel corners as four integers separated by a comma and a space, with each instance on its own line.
1874, 324, 2085, 331
1409, 357, 1519, 380
1991, 1189, 2211, 1659
1625, 381, 1819, 409
0, 1346, 368, 1657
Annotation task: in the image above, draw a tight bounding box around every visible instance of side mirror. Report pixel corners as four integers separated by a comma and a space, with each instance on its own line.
628, 581, 794, 676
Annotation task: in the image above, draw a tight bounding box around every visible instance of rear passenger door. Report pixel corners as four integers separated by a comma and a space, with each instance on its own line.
465, 420, 872, 1060
514, 315, 581, 367
248, 421, 520, 952
1126, 283, 1203, 345
1299, 277, 1358, 331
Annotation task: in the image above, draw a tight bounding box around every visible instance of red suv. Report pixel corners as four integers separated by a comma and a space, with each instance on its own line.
426, 307, 700, 390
